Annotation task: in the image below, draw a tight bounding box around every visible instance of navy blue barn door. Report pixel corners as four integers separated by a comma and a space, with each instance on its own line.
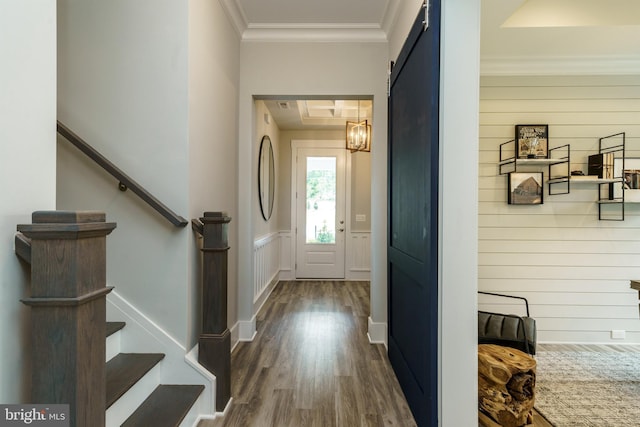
387, 2, 440, 426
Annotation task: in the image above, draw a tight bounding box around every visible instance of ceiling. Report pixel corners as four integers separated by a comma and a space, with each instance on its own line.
237, 0, 391, 26
223, 0, 397, 41
481, 0, 640, 74
226, 0, 640, 130
262, 99, 373, 131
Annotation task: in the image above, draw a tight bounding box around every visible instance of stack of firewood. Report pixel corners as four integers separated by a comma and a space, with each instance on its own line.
478, 344, 536, 427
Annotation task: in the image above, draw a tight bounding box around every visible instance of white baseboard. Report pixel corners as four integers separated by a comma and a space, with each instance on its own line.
347, 269, 371, 281
192, 398, 233, 426
185, 344, 216, 425
230, 322, 240, 352
233, 280, 281, 349
253, 276, 278, 314
367, 317, 387, 348
106, 290, 215, 418
237, 317, 257, 342
278, 269, 294, 281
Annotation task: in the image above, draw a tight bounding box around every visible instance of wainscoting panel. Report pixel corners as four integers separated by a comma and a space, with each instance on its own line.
278, 231, 293, 280
348, 231, 371, 280
254, 232, 280, 302
278, 230, 369, 280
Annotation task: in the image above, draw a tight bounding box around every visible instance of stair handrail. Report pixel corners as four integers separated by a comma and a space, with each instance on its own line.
57, 121, 188, 227
14, 232, 31, 264
191, 218, 204, 236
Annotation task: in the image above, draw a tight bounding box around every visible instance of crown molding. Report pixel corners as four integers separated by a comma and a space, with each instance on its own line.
219, 0, 248, 37
380, 0, 401, 36
220, 0, 393, 42
241, 24, 388, 43
481, 54, 640, 76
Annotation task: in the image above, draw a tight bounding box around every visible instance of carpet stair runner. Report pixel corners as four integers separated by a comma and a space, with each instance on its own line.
106, 322, 204, 427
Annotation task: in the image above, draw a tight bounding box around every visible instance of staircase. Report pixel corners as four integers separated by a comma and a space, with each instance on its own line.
16, 211, 221, 426
106, 321, 204, 427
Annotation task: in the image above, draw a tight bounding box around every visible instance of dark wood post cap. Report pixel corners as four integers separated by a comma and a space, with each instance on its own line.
201, 211, 232, 224
200, 212, 231, 249
17, 210, 116, 240
32, 210, 106, 223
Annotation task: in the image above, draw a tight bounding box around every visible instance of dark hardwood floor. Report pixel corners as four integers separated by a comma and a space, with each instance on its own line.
199, 280, 417, 427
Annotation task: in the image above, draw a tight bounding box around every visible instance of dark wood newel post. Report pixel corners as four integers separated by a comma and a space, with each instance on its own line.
198, 211, 232, 411
17, 211, 116, 427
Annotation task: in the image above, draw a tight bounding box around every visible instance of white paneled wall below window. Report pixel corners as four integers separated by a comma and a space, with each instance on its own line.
347, 231, 371, 280
254, 232, 280, 302
254, 230, 371, 291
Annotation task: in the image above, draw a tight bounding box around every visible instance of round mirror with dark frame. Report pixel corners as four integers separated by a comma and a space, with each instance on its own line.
258, 135, 275, 221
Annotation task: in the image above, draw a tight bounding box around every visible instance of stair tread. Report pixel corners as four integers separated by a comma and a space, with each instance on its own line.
106, 321, 126, 337
106, 353, 165, 408
121, 384, 205, 427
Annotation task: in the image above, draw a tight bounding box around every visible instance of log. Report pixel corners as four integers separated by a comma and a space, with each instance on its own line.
478, 344, 536, 427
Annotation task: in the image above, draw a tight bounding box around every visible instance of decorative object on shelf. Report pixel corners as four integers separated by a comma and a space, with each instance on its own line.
516, 124, 548, 159
588, 152, 615, 179
508, 172, 543, 205
345, 100, 371, 153
614, 157, 640, 202
498, 139, 569, 197
624, 160, 640, 190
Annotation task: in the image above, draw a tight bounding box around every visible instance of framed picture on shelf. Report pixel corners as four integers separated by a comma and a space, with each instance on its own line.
516, 124, 549, 159
614, 157, 640, 202
508, 172, 544, 205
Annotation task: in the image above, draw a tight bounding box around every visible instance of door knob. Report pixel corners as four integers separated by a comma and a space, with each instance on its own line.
338, 228, 344, 232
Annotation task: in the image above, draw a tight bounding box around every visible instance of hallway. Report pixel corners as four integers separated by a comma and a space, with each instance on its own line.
199, 281, 416, 427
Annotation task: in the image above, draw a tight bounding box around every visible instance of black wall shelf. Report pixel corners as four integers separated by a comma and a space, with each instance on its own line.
498, 132, 627, 220
595, 132, 625, 221
499, 139, 570, 195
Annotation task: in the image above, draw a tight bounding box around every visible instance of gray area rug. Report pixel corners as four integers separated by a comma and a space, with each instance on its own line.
535, 349, 640, 426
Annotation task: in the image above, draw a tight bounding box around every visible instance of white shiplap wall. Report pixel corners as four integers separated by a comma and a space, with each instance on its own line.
479, 75, 640, 343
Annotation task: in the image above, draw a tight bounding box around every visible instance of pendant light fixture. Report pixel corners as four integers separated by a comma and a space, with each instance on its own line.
345, 100, 371, 152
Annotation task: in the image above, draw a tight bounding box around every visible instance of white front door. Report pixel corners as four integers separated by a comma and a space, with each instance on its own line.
295, 147, 346, 278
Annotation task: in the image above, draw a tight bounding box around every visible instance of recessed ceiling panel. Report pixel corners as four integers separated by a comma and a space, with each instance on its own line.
481, 0, 640, 72
503, 0, 640, 27
297, 100, 372, 127
264, 99, 372, 130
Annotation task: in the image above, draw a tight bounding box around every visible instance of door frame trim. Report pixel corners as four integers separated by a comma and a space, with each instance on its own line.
290, 140, 352, 279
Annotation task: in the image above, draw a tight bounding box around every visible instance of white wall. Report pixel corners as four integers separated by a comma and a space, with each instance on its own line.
57, 0, 191, 344
350, 152, 372, 231
389, 0, 480, 425
479, 74, 640, 343
187, 0, 241, 347
237, 42, 389, 336
0, 0, 57, 402
439, 1, 480, 425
